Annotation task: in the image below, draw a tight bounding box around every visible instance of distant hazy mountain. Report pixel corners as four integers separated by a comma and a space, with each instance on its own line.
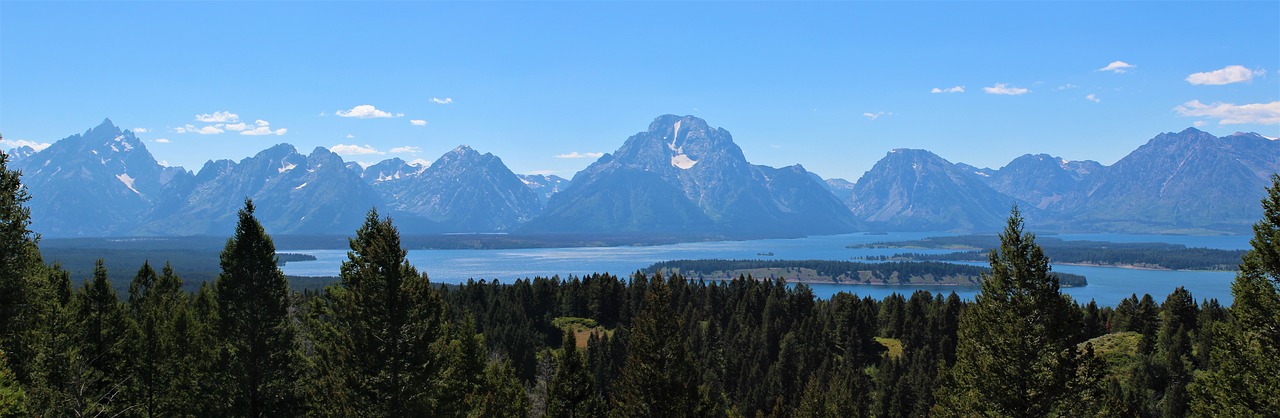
1064, 128, 1279, 233
12, 119, 1277, 237
4, 145, 36, 161
13, 119, 192, 236
141, 144, 384, 235
847, 149, 1017, 231
525, 115, 859, 235
366, 146, 541, 232
985, 153, 1103, 212
519, 174, 571, 205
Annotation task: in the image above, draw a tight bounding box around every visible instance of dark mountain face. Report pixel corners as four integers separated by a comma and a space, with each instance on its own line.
526, 115, 858, 234
848, 149, 1016, 232
369, 146, 542, 232
1067, 128, 1278, 232
139, 144, 385, 235
519, 174, 571, 205
13, 119, 193, 236
986, 153, 1102, 211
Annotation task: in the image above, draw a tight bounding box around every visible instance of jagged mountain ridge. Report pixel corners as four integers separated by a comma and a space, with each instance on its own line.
6, 119, 1277, 237
524, 115, 860, 234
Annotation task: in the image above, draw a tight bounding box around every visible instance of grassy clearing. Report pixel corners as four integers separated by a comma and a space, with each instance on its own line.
875, 337, 904, 359
552, 317, 612, 348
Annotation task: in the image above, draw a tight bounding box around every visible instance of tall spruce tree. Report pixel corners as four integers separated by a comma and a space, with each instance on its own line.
127, 261, 191, 417
214, 199, 301, 416
933, 207, 1081, 417
1190, 175, 1280, 415
70, 260, 133, 416
612, 274, 707, 417
308, 209, 450, 416
0, 150, 45, 387
548, 331, 605, 417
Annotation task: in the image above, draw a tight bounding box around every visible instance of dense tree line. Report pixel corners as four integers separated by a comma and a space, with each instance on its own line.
647, 258, 1087, 287
861, 235, 1246, 271
2, 150, 1277, 416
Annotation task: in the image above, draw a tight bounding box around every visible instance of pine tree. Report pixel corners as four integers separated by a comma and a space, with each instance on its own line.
1190, 175, 1280, 415
933, 207, 1081, 417
612, 275, 707, 417
465, 356, 528, 418
0, 349, 27, 418
308, 209, 450, 416
127, 261, 190, 417
214, 199, 301, 416
548, 331, 605, 417
70, 260, 133, 416
0, 150, 45, 387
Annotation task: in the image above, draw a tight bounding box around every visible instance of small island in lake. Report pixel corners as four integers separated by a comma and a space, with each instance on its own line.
645, 259, 1087, 287
849, 235, 1244, 271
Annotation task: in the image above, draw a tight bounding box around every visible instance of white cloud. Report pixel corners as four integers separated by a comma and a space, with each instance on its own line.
1193, 121, 1207, 127
410, 119, 428, 126
195, 111, 239, 123
554, 151, 604, 159
408, 158, 432, 167
862, 112, 891, 120
1174, 100, 1280, 125
224, 122, 248, 131
984, 83, 1030, 95
331, 144, 384, 155
526, 169, 557, 176
431, 97, 453, 104
132, 127, 149, 133
175, 124, 225, 135
241, 127, 287, 136
930, 86, 965, 93
1186, 65, 1263, 85
336, 104, 394, 118
1056, 84, 1079, 90
255, 119, 269, 127
318, 111, 327, 117
1097, 61, 1135, 73
0, 138, 51, 151
1085, 94, 1100, 103
154, 138, 171, 144
346, 134, 355, 139
390, 146, 421, 154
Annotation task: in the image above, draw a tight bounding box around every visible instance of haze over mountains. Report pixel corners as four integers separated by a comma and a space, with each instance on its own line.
6, 116, 1277, 238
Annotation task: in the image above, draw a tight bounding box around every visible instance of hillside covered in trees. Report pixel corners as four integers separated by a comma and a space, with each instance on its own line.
1, 151, 1278, 416
645, 258, 1087, 287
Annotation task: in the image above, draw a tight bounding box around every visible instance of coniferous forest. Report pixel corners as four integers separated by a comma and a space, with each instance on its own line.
1, 154, 1278, 417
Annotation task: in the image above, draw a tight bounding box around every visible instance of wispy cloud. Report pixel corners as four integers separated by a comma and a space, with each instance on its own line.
1085, 93, 1100, 103
408, 158, 432, 167
526, 169, 557, 176
554, 151, 604, 159
930, 86, 965, 94
0, 138, 51, 151
862, 112, 891, 120
195, 111, 239, 123
1174, 100, 1280, 125
983, 83, 1030, 95
331, 144, 385, 155
132, 127, 149, 133
1097, 61, 1135, 73
175, 124, 225, 135
153, 138, 171, 144
410, 119, 428, 126
241, 127, 287, 136
239, 119, 286, 136
346, 134, 355, 139
1186, 65, 1264, 85
431, 97, 453, 104
336, 104, 395, 118
1056, 84, 1079, 90
390, 146, 421, 154
224, 122, 248, 131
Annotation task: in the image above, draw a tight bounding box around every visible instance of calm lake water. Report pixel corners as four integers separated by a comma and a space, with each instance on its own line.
280, 232, 1248, 306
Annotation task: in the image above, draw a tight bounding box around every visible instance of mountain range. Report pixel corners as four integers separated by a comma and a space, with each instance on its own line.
5, 117, 1277, 238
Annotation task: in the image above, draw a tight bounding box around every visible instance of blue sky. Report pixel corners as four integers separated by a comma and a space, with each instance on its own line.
2, 1, 1277, 181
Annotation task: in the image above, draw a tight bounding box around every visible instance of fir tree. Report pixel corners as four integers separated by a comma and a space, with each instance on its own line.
933, 207, 1081, 417
126, 261, 190, 417
0, 150, 45, 386
1190, 175, 1280, 415
308, 209, 450, 416
214, 199, 301, 416
548, 331, 605, 417
612, 275, 707, 417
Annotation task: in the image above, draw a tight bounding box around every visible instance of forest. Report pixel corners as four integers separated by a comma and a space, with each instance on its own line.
853, 235, 1246, 271
2, 152, 1279, 417
644, 258, 1087, 287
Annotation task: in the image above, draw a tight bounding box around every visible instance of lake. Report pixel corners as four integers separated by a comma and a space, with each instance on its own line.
280, 232, 1248, 306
